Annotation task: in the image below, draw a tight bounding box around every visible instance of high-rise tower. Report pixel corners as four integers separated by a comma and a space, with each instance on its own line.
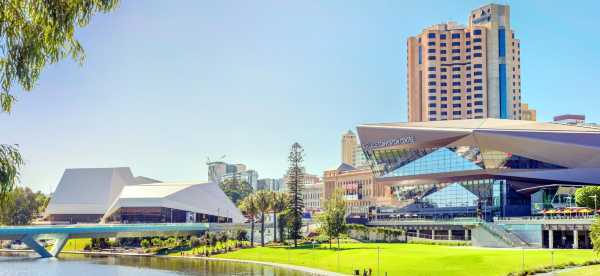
341, 130, 357, 165
407, 3, 521, 122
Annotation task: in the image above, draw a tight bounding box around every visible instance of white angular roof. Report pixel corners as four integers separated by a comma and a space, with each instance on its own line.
102, 181, 245, 223
45, 167, 135, 215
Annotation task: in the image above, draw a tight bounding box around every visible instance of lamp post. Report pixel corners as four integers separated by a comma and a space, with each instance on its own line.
591, 195, 598, 216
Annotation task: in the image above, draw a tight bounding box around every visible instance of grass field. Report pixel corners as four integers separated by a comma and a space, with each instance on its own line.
219, 243, 598, 276
61, 238, 91, 251
558, 265, 600, 276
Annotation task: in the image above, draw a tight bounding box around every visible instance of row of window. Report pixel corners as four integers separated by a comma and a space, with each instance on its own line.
426, 38, 482, 47
427, 29, 482, 39
427, 94, 484, 101
428, 109, 485, 116
428, 101, 484, 108
427, 64, 483, 72
427, 53, 483, 61
427, 80, 483, 86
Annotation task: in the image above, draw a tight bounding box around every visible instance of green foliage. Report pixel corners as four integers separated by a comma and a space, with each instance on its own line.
318, 189, 347, 248
254, 190, 271, 246
0, 0, 119, 113
235, 229, 248, 241
592, 217, 600, 255
239, 195, 258, 246
271, 192, 289, 243
575, 186, 600, 209
0, 144, 24, 206
0, 186, 47, 225
286, 142, 305, 247
140, 239, 151, 248
219, 178, 253, 206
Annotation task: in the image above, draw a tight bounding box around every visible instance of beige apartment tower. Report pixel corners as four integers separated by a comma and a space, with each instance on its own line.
408, 3, 522, 122
341, 130, 358, 165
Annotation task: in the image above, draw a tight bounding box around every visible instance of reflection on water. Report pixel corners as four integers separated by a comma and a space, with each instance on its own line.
0, 252, 313, 276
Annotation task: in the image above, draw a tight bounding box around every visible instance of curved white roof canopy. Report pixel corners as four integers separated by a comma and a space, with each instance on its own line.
102, 181, 245, 223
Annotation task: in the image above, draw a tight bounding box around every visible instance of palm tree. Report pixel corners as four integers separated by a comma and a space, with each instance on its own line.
239, 196, 258, 247
254, 190, 271, 247
271, 192, 289, 243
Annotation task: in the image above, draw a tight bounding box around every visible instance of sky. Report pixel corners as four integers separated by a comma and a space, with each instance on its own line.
2, 0, 600, 193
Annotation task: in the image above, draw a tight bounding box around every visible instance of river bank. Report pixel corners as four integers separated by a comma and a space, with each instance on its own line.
0, 249, 346, 276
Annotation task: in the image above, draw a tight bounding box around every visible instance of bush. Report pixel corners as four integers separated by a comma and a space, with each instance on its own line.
140, 239, 151, 248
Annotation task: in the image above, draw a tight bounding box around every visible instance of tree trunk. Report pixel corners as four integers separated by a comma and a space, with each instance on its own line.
329, 238, 332, 249
261, 213, 265, 247
250, 219, 255, 247
337, 237, 340, 250
273, 212, 277, 243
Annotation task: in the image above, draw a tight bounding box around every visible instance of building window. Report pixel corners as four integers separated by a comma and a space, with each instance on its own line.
474, 64, 483, 68
474, 29, 482, 35
466, 88, 471, 92
452, 82, 461, 86
441, 104, 447, 108
428, 96, 436, 100
441, 97, 447, 101
428, 67, 436, 71
429, 103, 436, 107
441, 50, 447, 54
474, 38, 482, 43
466, 41, 471, 46
475, 109, 483, 113
452, 96, 461, 100
452, 89, 461, 94
451, 33, 460, 39
474, 93, 483, 98
428, 33, 436, 38
474, 45, 482, 50
452, 67, 460, 71
452, 74, 460, 78
474, 53, 482, 57
428, 41, 435, 46
441, 57, 447, 61
428, 74, 436, 78
474, 79, 483, 83
441, 111, 448, 116
428, 81, 436, 85
452, 56, 460, 60
467, 103, 472, 107
428, 48, 436, 53
452, 41, 460, 46
440, 42, 447, 47
440, 34, 447, 39
441, 75, 447, 79
452, 48, 461, 54
466, 81, 471, 85
441, 68, 447, 72
440, 82, 447, 86
474, 86, 483, 91
429, 111, 436, 115
428, 56, 436, 60
474, 71, 482, 76
466, 32, 471, 38
453, 111, 461, 115
428, 88, 436, 93
475, 101, 483, 106
453, 103, 461, 108
441, 89, 447, 94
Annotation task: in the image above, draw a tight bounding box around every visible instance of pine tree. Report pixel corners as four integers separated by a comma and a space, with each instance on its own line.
286, 142, 305, 247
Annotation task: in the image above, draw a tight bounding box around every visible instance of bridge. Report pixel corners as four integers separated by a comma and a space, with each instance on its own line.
0, 223, 243, 258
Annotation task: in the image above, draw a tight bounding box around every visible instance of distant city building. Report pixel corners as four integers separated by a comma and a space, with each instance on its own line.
208, 161, 259, 189
353, 144, 370, 169
553, 114, 586, 125
342, 130, 358, 165
521, 103, 537, 121
207, 161, 228, 183
323, 164, 385, 218
408, 3, 522, 122
257, 178, 284, 192
222, 169, 259, 190
302, 182, 324, 213
45, 167, 243, 224
283, 172, 320, 192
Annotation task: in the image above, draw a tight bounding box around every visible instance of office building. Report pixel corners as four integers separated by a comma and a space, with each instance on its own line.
303, 182, 324, 213
342, 130, 358, 165
408, 3, 521, 122
257, 178, 285, 192
521, 103, 537, 121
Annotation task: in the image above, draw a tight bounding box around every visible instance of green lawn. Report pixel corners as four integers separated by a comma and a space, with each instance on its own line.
558, 265, 600, 276
62, 238, 91, 251
218, 243, 598, 276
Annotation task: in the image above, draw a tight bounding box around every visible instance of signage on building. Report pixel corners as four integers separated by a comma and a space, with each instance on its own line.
361, 136, 416, 151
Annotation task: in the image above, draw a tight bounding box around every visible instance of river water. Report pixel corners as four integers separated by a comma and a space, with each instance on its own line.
0, 253, 314, 276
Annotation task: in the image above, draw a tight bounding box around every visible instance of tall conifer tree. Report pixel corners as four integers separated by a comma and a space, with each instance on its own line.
286, 142, 304, 247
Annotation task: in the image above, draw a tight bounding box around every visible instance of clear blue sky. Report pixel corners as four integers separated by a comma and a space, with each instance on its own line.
2, 0, 599, 193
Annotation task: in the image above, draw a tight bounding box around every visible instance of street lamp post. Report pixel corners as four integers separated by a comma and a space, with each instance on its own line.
590, 195, 598, 216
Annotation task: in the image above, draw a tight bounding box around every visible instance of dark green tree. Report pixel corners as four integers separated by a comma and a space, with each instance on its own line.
0, 0, 120, 206
575, 186, 600, 209
219, 177, 253, 205
286, 142, 305, 247
239, 195, 257, 247
254, 190, 271, 247
592, 217, 600, 255
318, 189, 347, 249
0, 186, 46, 225
271, 192, 289, 243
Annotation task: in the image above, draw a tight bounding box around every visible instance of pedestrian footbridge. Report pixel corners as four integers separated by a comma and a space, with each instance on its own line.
0, 223, 240, 258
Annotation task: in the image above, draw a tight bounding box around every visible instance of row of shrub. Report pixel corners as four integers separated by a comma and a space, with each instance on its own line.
407, 239, 470, 246
506, 259, 600, 276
